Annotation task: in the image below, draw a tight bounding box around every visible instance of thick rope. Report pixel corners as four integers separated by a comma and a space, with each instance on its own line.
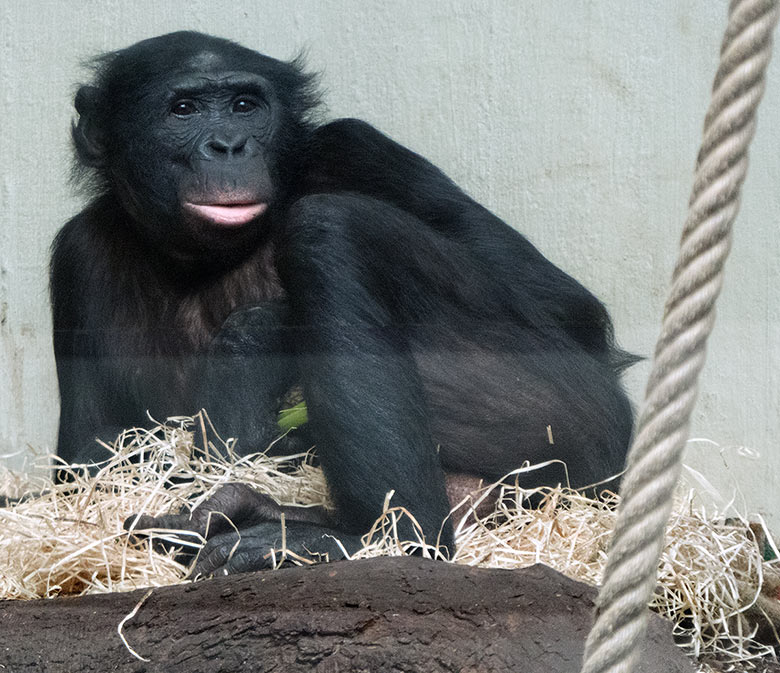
580, 2, 779, 672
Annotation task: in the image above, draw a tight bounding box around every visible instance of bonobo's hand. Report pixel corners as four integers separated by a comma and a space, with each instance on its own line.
125, 483, 286, 539
124, 483, 360, 575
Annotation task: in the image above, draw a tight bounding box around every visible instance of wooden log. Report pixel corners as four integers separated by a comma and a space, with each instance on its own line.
0, 557, 693, 672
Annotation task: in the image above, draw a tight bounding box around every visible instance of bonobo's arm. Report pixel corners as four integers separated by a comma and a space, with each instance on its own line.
50, 208, 133, 468
303, 119, 619, 360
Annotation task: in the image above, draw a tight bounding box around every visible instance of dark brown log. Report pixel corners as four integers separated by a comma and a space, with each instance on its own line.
0, 557, 693, 673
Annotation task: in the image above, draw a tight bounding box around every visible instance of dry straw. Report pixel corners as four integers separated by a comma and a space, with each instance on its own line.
1, 413, 777, 667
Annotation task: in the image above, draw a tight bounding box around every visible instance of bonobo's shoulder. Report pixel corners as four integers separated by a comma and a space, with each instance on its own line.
52, 211, 92, 258
316, 118, 380, 136
55, 195, 117, 239
309, 118, 423, 164
312, 118, 393, 147
51, 195, 118, 263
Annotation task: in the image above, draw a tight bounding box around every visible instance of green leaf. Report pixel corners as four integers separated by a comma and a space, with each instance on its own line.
277, 401, 308, 431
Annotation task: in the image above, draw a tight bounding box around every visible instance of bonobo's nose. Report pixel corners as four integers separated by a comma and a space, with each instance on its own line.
205, 133, 248, 158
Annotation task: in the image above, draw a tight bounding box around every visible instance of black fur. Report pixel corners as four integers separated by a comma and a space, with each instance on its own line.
52, 31, 635, 574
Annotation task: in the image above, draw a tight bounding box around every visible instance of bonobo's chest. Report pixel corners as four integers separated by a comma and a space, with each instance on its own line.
116, 243, 285, 415
144, 243, 284, 356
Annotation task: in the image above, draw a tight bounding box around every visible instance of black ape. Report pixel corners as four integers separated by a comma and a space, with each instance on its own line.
52, 31, 634, 574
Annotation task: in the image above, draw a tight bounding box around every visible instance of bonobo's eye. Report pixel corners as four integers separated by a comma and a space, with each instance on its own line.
171, 100, 198, 117
232, 97, 259, 114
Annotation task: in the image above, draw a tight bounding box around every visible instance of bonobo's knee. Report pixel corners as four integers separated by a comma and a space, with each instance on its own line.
281, 193, 397, 252
278, 194, 408, 296
286, 192, 368, 227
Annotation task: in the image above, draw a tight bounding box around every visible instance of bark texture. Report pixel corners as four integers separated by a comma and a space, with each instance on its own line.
0, 557, 693, 673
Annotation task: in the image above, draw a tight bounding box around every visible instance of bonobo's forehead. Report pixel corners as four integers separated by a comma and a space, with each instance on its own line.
103, 31, 277, 90
185, 50, 227, 72
174, 46, 270, 76
175, 50, 265, 82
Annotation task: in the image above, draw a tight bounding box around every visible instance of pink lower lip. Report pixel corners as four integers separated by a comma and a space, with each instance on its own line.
184, 202, 268, 227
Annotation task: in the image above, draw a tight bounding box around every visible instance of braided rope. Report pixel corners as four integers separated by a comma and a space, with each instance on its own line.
580, 2, 779, 672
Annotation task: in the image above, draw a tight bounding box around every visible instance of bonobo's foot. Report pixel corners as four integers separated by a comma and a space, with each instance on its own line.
125, 483, 362, 575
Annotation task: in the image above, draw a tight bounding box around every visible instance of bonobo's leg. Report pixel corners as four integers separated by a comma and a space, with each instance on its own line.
415, 330, 633, 495
306, 119, 636, 364
196, 301, 301, 457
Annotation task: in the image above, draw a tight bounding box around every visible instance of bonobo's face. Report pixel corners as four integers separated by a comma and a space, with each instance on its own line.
110, 53, 280, 253
73, 33, 315, 259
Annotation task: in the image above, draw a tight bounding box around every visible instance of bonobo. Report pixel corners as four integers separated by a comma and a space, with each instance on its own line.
52, 31, 635, 574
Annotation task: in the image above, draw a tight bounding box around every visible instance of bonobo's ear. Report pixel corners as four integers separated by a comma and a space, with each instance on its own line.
72, 85, 106, 168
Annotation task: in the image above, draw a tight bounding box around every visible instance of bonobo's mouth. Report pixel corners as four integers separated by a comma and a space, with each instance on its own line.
183, 202, 268, 227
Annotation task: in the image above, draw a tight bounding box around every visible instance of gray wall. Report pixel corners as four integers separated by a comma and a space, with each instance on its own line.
2, 2, 779, 519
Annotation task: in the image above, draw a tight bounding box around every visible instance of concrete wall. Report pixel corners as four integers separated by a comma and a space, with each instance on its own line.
2, 2, 779, 519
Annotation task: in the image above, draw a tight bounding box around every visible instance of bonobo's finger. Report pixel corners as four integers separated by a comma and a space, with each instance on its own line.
124, 504, 218, 561
123, 511, 195, 533
123, 512, 204, 560
194, 521, 302, 576
124, 484, 286, 541
194, 530, 264, 576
